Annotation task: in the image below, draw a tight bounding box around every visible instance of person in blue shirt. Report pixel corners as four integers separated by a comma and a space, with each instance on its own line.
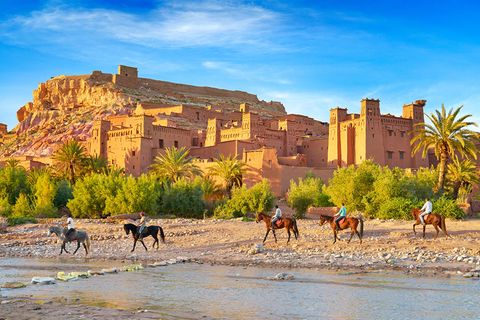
334, 203, 347, 230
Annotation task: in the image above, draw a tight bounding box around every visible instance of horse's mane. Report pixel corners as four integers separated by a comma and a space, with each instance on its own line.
320, 214, 334, 220
259, 212, 271, 218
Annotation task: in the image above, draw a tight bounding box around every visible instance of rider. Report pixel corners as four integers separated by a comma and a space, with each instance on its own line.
419, 198, 433, 225
137, 212, 147, 240
334, 203, 347, 230
271, 205, 282, 229
65, 212, 75, 238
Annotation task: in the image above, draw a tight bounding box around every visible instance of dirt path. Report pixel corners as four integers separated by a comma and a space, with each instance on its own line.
1, 218, 480, 277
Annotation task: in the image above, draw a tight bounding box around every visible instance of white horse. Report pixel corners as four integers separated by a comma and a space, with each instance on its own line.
48, 226, 91, 255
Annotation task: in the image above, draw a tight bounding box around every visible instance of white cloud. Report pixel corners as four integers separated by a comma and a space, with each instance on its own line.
1, 1, 282, 49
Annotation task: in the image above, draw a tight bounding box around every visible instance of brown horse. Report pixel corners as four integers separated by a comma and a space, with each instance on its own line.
319, 215, 363, 244
411, 208, 449, 239
256, 212, 299, 244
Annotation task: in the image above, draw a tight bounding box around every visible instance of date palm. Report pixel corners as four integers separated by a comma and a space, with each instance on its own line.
52, 140, 87, 185
411, 105, 478, 193
83, 154, 108, 174
150, 147, 201, 182
208, 154, 246, 197
447, 157, 479, 200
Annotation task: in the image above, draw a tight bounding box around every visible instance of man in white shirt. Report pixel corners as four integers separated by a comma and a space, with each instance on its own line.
419, 198, 433, 225
65, 213, 75, 238
271, 205, 282, 229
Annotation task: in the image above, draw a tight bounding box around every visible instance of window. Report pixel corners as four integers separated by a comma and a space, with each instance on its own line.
387, 151, 393, 159
399, 151, 405, 160
159, 139, 164, 149
400, 131, 405, 138
196, 112, 200, 120
132, 150, 136, 156
388, 130, 393, 136
174, 140, 179, 148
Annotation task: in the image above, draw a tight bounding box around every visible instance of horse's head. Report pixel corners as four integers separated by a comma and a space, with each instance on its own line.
47, 226, 57, 237
411, 208, 420, 219
123, 224, 130, 235
318, 215, 326, 226
255, 213, 263, 223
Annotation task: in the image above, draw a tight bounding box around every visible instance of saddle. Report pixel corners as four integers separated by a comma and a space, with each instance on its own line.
275, 219, 283, 227
338, 217, 346, 224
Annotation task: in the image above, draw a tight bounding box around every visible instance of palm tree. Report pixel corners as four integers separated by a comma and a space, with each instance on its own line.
447, 157, 479, 200
150, 147, 201, 183
411, 105, 478, 193
5, 159, 20, 169
83, 154, 108, 174
208, 154, 246, 197
52, 140, 87, 184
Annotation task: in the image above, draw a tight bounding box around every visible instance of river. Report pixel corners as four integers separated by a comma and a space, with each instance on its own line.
1, 258, 479, 319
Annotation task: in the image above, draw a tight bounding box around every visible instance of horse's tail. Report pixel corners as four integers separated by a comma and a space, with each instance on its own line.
358, 217, 364, 238
86, 235, 91, 253
293, 219, 299, 237
159, 226, 166, 243
441, 216, 450, 238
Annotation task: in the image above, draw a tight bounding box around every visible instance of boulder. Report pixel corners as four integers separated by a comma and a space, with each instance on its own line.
1, 282, 27, 289
31, 277, 56, 285
271, 273, 295, 281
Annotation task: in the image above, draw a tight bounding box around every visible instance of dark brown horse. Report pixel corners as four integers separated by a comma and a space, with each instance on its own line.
319, 215, 363, 244
411, 208, 449, 239
256, 212, 299, 244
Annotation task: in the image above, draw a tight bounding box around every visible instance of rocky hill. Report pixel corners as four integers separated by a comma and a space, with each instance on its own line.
0, 66, 286, 158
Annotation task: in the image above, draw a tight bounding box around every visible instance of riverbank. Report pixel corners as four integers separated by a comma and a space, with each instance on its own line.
1, 218, 480, 277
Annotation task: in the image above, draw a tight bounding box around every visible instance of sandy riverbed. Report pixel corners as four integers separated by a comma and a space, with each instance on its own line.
1, 218, 479, 276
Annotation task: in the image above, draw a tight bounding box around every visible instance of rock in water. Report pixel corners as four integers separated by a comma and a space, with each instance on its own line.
248, 243, 264, 255
272, 273, 295, 280
1, 282, 27, 289
31, 277, 56, 285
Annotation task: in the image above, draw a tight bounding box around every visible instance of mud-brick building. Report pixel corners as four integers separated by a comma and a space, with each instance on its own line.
327, 98, 428, 169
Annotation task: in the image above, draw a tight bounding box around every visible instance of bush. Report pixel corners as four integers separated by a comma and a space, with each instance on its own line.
0, 166, 29, 205
12, 193, 32, 218
7, 216, 37, 226
433, 196, 465, 219
0, 197, 12, 217
54, 180, 73, 208
161, 178, 205, 218
375, 197, 415, 220
287, 176, 332, 217
214, 180, 275, 219
33, 172, 58, 217
67, 173, 123, 218
105, 174, 163, 216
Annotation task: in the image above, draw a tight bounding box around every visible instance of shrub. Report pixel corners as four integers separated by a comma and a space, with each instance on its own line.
12, 193, 32, 218
433, 196, 465, 219
0, 197, 12, 217
33, 172, 58, 217
214, 180, 275, 219
161, 178, 205, 218
0, 166, 29, 205
7, 216, 37, 226
287, 176, 332, 217
54, 180, 73, 208
375, 197, 415, 220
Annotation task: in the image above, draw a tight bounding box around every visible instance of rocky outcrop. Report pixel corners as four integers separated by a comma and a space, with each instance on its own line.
1, 68, 286, 158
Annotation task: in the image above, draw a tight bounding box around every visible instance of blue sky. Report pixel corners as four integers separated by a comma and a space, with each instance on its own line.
1, 0, 480, 129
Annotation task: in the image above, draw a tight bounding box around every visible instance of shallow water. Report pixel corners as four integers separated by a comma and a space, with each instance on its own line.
1, 258, 479, 319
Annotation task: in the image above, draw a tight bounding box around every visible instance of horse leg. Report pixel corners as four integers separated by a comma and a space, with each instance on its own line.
356, 230, 362, 244
347, 230, 354, 243
131, 238, 138, 252
272, 229, 278, 243
73, 241, 81, 254
422, 225, 426, 239
413, 223, 417, 236
83, 242, 88, 255
263, 229, 270, 243
287, 228, 291, 244
141, 239, 148, 251
152, 236, 159, 249
433, 223, 440, 240
333, 229, 337, 244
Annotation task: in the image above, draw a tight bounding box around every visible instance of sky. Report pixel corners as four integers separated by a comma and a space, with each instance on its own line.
1, 0, 480, 129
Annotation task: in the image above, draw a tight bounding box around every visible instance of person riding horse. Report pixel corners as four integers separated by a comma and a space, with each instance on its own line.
419, 198, 432, 226
334, 203, 347, 230
271, 205, 282, 229
137, 212, 147, 240
65, 212, 75, 238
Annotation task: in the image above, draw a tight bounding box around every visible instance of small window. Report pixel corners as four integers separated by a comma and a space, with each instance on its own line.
132, 150, 136, 156
196, 112, 200, 120
388, 130, 393, 136
174, 140, 179, 148
387, 151, 393, 159
159, 139, 164, 149
399, 151, 405, 160
400, 131, 405, 138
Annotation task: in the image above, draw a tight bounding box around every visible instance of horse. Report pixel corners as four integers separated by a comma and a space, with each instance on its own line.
255, 212, 299, 244
123, 223, 165, 252
319, 215, 363, 244
411, 208, 450, 239
47, 226, 91, 255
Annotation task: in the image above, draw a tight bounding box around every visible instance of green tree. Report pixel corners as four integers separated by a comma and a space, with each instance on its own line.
33, 172, 58, 217
245, 179, 275, 215
52, 140, 87, 184
12, 193, 32, 218
0, 197, 12, 217
0, 166, 29, 205
288, 176, 332, 217
83, 154, 108, 175
411, 105, 478, 193
150, 147, 201, 183
208, 155, 245, 197
54, 180, 73, 208
446, 157, 479, 200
